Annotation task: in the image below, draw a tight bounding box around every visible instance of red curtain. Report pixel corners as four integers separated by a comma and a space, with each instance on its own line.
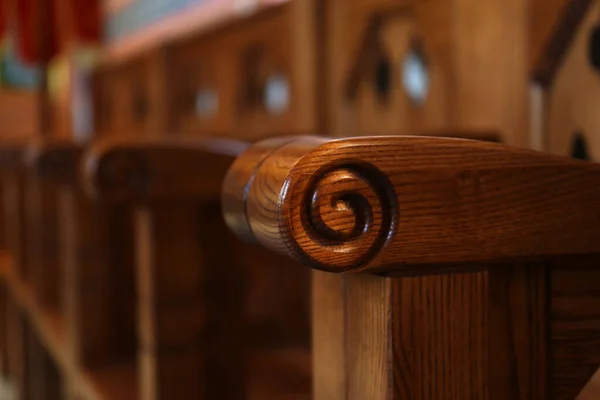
15, 0, 101, 65
71, 0, 101, 44
16, 0, 59, 64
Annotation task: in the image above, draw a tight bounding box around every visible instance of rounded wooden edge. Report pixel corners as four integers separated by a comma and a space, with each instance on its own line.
82, 137, 151, 202
24, 139, 83, 184
0, 140, 32, 169
82, 135, 249, 202
221, 136, 302, 242
222, 134, 600, 273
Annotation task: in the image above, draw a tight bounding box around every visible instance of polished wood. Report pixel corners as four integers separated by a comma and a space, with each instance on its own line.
223, 135, 600, 273
224, 135, 600, 399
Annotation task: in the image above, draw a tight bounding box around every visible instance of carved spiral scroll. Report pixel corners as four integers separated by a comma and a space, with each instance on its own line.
288, 162, 398, 273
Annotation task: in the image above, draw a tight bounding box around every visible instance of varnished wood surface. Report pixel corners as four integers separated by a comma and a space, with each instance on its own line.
83, 135, 248, 203
223, 135, 600, 273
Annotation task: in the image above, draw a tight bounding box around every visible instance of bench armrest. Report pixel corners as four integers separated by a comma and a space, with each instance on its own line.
222, 135, 600, 274
83, 135, 249, 203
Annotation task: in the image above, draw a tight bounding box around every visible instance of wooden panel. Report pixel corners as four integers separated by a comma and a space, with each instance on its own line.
25, 178, 61, 311
60, 189, 137, 368
6, 296, 29, 400
487, 264, 548, 400
0, 281, 7, 377
94, 48, 171, 138
3, 172, 28, 279
551, 256, 600, 400
325, 0, 528, 146
391, 271, 488, 399
0, 92, 39, 140
172, 32, 238, 136
135, 203, 244, 399
546, 1, 600, 159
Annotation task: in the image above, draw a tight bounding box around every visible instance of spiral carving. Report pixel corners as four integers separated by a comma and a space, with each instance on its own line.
95, 149, 150, 199
288, 162, 398, 273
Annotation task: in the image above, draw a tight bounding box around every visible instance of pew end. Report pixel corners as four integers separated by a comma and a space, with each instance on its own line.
223, 134, 600, 399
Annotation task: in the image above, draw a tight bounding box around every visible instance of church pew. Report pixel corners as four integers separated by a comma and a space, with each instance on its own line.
82, 135, 311, 399
0, 141, 30, 399
223, 134, 600, 400
27, 139, 138, 400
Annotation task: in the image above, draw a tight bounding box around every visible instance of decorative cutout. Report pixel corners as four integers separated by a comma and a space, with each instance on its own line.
241, 46, 266, 110
401, 44, 429, 104
132, 82, 148, 121
373, 57, 392, 103
195, 87, 219, 118
571, 131, 591, 160
589, 24, 600, 71
263, 72, 290, 115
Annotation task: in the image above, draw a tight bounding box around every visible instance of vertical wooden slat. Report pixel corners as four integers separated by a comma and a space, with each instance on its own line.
60, 188, 136, 367
25, 178, 61, 310
312, 270, 346, 400
6, 297, 29, 400
136, 202, 244, 400
345, 274, 391, 400
3, 172, 28, 279
487, 264, 548, 400
391, 271, 488, 400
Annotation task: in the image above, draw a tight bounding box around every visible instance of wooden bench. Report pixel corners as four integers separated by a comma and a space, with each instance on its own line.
222, 134, 600, 400
82, 135, 311, 399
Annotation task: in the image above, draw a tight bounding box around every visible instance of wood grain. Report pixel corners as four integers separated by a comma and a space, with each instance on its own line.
223, 135, 600, 273
550, 256, 600, 400
311, 271, 346, 400
391, 271, 489, 399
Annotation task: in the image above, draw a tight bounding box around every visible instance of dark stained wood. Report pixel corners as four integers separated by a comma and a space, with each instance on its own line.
59, 189, 137, 369
550, 255, 600, 400
83, 135, 248, 203
25, 139, 83, 185
135, 203, 245, 399
223, 135, 600, 273
6, 294, 30, 400
24, 176, 61, 309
